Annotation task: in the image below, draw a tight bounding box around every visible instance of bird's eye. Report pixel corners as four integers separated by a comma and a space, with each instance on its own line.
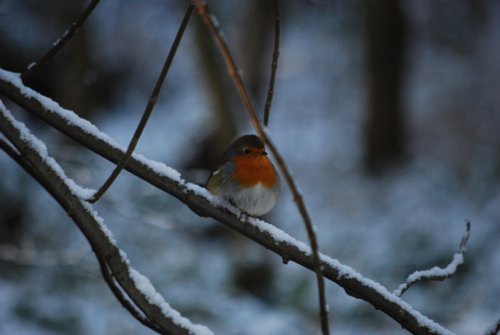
243, 148, 251, 155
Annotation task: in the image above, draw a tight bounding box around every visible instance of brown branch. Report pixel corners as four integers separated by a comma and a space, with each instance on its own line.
21, 0, 101, 79
0, 103, 208, 335
0, 72, 456, 335
394, 222, 471, 297
192, 2, 330, 334
1, 123, 164, 335
263, 0, 281, 127
89, 3, 194, 203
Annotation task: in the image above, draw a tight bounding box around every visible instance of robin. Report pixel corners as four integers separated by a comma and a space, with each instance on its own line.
206, 134, 280, 216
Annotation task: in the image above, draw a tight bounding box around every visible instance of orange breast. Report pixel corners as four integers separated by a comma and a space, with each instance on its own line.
233, 155, 277, 188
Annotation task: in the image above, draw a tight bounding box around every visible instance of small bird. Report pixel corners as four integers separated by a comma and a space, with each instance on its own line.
206, 134, 280, 216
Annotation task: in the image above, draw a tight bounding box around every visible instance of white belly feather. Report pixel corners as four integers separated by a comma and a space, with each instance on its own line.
229, 183, 278, 216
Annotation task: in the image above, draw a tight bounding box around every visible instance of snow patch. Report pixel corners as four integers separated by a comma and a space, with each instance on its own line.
129, 268, 213, 335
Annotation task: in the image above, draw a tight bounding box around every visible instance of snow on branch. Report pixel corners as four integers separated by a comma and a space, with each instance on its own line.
0, 69, 456, 335
394, 222, 471, 297
0, 100, 212, 335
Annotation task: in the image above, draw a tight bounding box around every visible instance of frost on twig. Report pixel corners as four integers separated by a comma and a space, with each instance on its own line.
394, 222, 471, 297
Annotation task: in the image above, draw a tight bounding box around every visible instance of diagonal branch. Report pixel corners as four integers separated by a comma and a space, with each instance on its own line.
192, 2, 330, 334
394, 222, 471, 297
89, 3, 194, 203
0, 69, 455, 335
0, 141, 164, 333
263, 0, 281, 127
0, 100, 212, 335
22, 0, 101, 79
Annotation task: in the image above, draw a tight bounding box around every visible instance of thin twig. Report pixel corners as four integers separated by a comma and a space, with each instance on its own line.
394, 222, 471, 297
193, 2, 330, 334
263, 0, 281, 127
89, 3, 194, 203
21, 0, 101, 79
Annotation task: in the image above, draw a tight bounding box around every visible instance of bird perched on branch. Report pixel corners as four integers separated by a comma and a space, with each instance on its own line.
206, 134, 280, 216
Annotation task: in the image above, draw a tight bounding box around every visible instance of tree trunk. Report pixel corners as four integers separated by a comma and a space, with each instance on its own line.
363, 0, 407, 174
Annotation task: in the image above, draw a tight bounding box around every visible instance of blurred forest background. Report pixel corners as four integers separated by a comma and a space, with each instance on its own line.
0, 0, 499, 334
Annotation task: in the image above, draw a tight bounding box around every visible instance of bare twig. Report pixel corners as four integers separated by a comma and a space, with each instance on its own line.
0, 71, 457, 335
21, 0, 101, 79
263, 0, 281, 127
89, 3, 194, 203
193, 1, 330, 334
394, 222, 471, 297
